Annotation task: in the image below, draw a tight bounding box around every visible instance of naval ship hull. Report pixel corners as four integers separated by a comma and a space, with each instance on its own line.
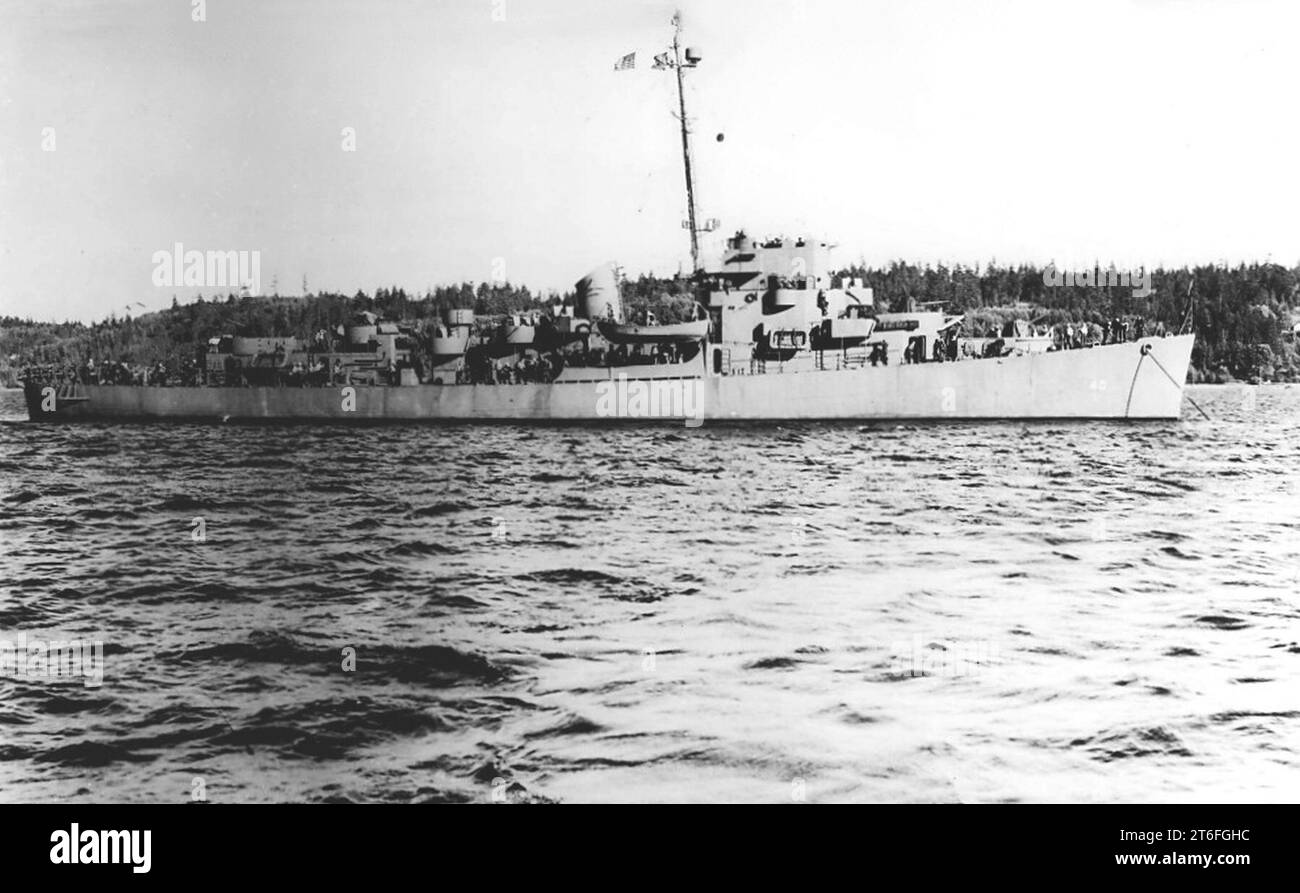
25, 335, 1194, 423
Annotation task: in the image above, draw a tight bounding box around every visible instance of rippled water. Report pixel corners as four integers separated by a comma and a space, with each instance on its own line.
0, 385, 1297, 803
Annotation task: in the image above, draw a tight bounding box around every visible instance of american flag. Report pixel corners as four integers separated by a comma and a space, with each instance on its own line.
614, 52, 635, 71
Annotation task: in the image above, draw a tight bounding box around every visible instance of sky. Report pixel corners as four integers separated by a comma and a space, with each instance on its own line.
2, 0, 1299, 323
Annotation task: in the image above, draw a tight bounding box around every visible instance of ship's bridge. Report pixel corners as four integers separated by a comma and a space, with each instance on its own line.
708, 234, 835, 292
701, 233, 873, 350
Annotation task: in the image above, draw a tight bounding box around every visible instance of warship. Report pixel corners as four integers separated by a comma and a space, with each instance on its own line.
23, 15, 1194, 425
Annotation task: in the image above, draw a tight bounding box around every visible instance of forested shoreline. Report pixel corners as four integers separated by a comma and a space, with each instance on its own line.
3, 260, 1298, 386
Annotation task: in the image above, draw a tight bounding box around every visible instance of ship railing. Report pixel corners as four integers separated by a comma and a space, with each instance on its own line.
840, 346, 868, 369
18, 365, 86, 389
721, 352, 759, 377
18, 365, 64, 383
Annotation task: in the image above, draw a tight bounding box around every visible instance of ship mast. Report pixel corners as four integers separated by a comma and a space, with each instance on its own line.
658, 11, 709, 274
672, 13, 699, 272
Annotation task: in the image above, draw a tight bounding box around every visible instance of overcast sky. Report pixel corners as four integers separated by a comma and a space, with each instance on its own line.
2, 0, 1299, 322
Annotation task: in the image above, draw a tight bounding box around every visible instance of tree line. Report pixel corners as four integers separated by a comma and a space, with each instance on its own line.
3, 260, 1297, 385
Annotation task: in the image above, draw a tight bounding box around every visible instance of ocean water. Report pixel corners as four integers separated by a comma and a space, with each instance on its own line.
0, 384, 1297, 803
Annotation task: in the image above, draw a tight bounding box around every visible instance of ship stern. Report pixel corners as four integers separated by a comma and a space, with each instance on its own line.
23, 381, 54, 420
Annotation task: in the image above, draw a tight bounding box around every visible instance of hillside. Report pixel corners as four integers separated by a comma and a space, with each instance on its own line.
3, 260, 1298, 385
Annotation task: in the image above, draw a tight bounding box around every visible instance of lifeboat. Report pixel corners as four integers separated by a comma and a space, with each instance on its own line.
811, 310, 877, 349
596, 319, 710, 345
